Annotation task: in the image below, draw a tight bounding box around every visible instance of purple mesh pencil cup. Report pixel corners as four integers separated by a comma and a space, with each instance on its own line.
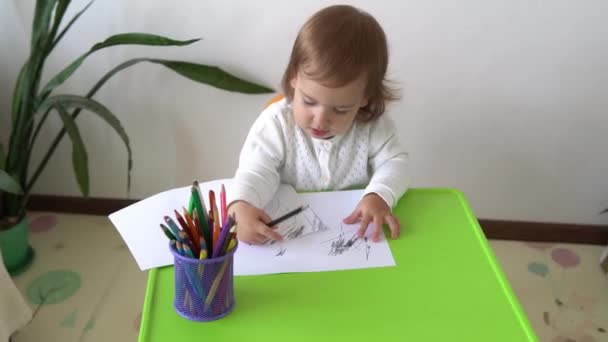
170, 241, 237, 321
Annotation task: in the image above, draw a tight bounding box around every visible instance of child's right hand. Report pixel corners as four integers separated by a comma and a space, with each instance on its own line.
228, 200, 283, 245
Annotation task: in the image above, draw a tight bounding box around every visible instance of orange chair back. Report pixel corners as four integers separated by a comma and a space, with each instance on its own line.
265, 94, 285, 108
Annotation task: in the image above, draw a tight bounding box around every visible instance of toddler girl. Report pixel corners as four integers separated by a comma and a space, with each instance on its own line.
229, 5, 409, 245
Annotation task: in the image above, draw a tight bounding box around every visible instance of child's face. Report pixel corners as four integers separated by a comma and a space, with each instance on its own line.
290, 72, 368, 139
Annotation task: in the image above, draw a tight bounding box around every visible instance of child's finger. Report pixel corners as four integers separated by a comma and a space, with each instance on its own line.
357, 216, 371, 238
260, 225, 283, 242
237, 229, 258, 245
260, 210, 273, 225
343, 209, 361, 224
372, 216, 382, 242
385, 215, 401, 239
252, 233, 269, 245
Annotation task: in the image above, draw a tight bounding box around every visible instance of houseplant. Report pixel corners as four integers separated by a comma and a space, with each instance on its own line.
0, 0, 273, 274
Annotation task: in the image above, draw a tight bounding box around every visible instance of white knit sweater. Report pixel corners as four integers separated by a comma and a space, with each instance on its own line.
231, 98, 410, 209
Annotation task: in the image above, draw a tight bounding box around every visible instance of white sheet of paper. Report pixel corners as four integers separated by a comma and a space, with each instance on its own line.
262, 186, 329, 244
109, 178, 226, 270
109, 180, 396, 275
234, 189, 396, 275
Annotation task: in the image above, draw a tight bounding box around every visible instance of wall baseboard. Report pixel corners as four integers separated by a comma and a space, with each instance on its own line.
26, 194, 608, 245
478, 219, 608, 245
27, 194, 137, 216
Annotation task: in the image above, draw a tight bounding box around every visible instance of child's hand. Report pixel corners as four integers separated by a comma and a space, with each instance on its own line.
343, 193, 400, 242
228, 201, 283, 245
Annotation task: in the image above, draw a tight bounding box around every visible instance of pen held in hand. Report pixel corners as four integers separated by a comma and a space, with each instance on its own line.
267, 205, 309, 227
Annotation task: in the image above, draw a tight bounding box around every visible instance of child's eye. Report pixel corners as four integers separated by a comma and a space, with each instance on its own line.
303, 99, 316, 106
334, 108, 350, 114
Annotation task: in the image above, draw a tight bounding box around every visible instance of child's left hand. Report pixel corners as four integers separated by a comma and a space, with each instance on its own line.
343, 193, 400, 242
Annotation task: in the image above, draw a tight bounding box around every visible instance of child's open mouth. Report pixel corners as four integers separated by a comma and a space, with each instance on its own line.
310, 128, 330, 138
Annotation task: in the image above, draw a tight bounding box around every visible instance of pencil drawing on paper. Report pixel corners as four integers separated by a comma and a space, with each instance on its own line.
286, 225, 305, 240
275, 247, 287, 257
323, 225, 371, 261
267, 207, 331, 259
264, 196, 329, 245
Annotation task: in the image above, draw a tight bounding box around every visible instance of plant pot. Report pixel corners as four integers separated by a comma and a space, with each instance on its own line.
0, 218, 35, 276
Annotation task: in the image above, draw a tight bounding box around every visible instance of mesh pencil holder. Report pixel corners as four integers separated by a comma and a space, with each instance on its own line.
170, 242, 238, 321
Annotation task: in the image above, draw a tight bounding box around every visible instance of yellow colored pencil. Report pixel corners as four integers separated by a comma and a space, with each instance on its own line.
198, 247, 207, 276
204, 259, 229, 310
184, 288, 193, 311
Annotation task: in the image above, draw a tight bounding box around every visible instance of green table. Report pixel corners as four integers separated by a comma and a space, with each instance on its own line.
139, 189, 537, 341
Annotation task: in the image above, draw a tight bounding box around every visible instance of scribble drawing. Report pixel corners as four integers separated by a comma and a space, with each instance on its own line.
329, 232, 358, 256
287, 225, 305, 239
275, 247, 287, 257
323, 225, 371, 260
264, 204, 330, 245
302, 207, 330, 234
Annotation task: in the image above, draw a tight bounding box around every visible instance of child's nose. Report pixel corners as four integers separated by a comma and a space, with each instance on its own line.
313, 108, 331, 127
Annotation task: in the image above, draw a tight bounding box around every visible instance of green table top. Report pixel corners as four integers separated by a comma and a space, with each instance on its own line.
139, 188, 537, 341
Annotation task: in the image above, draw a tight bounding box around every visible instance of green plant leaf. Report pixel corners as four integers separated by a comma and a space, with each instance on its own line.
84, 58, 274, 100
14, 0, 59, 176
54, 104, 89, 196
46, 0, 72, 53
39, 33, 200, 99
92, 33, 200, 50
11, 62, 28, 125
0, 169, 23, 195
27, 57, 272, 197
151, 60, 274, 94
7, 61, 36, 177
50, 1, 93, 52
31, 0, 58, 51
29, 107, 53, 160
29, 95, 131, 194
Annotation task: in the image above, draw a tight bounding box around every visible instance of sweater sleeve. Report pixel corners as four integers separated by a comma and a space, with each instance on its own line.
364, 115, 410, 208
229, 104, 285, 209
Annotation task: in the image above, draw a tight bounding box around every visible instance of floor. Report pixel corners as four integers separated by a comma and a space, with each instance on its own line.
8, 212, 608, 342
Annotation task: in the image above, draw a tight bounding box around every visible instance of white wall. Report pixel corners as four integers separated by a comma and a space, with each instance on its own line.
1, 0, 607, 225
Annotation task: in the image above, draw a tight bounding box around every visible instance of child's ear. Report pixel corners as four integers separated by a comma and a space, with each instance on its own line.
289, 68, 300, 89
360, 96, 369, 108
290, 75, 298, 89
